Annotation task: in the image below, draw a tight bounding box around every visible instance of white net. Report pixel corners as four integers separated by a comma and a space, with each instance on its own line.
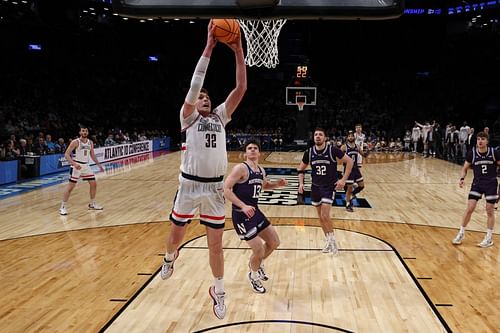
297, 101, 305, 111
238, 18, 287, 68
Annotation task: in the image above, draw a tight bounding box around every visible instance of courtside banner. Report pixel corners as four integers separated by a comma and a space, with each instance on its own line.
92, 140, 153, 164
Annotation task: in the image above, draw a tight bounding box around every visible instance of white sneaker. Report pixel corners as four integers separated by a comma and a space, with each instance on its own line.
452, 232, 464, 245
322, 239, 339, 254
59, 207, 68, 215
248, 272, 266, 293
88, 202, 103, 210
478, 238, 493, 248
329, 239, 339, 255
208, 286, 226, 319
322, 239, 331, 253
160, 250, 179, 280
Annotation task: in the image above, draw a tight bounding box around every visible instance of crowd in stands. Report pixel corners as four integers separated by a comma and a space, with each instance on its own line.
0, 129, 166, 161
2, 13, 499, 162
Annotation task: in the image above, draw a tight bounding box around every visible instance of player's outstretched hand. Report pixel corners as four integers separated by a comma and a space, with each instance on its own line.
335, 179, 346, 190
225, 31, 243, 53
206, 20, 218, 48
277, 178, 288, 187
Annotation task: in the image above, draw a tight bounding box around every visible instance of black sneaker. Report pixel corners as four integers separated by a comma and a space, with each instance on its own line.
248, 272, 266, 293
257, 265, 269, 281
346, 204, 354, 212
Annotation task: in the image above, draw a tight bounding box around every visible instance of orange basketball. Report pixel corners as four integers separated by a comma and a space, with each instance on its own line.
211, 19, 240, 44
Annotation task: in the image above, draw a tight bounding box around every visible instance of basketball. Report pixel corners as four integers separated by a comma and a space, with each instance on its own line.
211, 19, 240, 44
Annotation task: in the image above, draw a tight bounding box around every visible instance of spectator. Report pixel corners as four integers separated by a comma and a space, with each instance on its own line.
433, 122, 444, 158
446, 125, 459, 162
33, 137, 47, 155
45, 134, 56, 153
1, 140, 20, 160
55, 138, 67, 154
459, 122, 470, 160
466, 128, 476, 152
104, 134, 117, 146
18, 138, 30, 155
403, 130, 411, 151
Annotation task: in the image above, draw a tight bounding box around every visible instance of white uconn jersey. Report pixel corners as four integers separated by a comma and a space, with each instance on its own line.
354, 132, 365, 147
74, 138, 91, 163
180, 103, 230, 178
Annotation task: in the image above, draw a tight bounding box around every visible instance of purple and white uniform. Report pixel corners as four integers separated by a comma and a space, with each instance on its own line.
345, 143, 363, 184
231, 162, 270, 240
302, 143, 345, 206
466, 147, 500, 203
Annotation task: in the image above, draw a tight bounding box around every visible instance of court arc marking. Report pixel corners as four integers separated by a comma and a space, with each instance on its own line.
99, 225, 452, 333
193, 319, 354, 333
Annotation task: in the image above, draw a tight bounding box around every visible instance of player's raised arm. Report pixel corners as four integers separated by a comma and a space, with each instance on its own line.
223, 30, 247, 118
415, 121, 424, 128
181, 21, 217, 120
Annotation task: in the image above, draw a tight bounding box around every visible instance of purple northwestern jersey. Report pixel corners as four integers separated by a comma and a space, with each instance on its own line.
232, 162, 264, 209
345, 143, 360, 170
302, 143, 345, 187
466, 147, 500, 181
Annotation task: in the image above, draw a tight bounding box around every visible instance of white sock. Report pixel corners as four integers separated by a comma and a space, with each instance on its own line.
326, 232, 335, 241
61, 202, 66, 208
459, 226, 465, 234
90, 199, 96, 206
164, 251, 176, 262
486, 229, 493, 239
250, 271, 259, 280
214, 277, 224, 294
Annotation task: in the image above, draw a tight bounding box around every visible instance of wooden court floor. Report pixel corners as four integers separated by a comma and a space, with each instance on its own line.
0, 151, 498, 332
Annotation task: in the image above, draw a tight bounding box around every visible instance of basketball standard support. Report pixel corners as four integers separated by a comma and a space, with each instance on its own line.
112, 0, 405, 20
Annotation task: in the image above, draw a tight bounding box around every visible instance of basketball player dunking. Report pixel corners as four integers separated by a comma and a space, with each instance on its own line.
453, 132, 500, 248
160, 20, 246, 320
224, 141, 287, 294
297, 128, 353, 254
59, 125, 104, 215
341, 131, 366, 212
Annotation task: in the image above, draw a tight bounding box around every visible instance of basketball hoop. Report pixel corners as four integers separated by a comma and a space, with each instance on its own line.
297, 101, 305, 111
238, 18, 287, 68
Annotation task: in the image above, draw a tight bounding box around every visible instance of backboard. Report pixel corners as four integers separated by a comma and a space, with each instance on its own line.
286, 86, 317, 107
113, 0, 404, 20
